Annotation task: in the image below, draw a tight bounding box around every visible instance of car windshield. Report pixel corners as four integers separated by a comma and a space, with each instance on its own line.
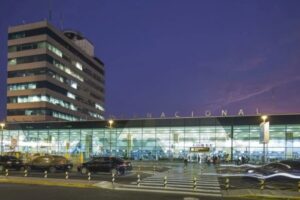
263, 163, 290, 170
280, 161, 300, 169
115, 158, 124, 164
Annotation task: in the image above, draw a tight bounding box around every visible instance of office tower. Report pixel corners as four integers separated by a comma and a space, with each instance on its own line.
7, 21, 105, 121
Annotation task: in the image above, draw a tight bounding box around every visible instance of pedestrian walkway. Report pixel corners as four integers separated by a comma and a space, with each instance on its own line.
115, 164, 222, 197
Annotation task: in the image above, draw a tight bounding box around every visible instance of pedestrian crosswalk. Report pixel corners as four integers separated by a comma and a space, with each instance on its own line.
116, 164, 222, 197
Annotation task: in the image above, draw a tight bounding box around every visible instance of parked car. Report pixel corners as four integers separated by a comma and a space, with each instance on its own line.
246, 161, 300, 175
279, 160, 300, 174
78, 156, 132, 175
0, 155, 25, 171
26, 155, 73, 173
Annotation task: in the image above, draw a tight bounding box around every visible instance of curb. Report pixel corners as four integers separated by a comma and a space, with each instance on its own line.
225, 194, 300, 200
0, 177, 98, 189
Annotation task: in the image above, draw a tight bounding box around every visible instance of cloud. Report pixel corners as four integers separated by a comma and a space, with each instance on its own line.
206, 75, 300, 109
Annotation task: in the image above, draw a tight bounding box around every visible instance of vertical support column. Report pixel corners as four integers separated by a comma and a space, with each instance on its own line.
0, 129, 3, 155
230, 125, 234, 163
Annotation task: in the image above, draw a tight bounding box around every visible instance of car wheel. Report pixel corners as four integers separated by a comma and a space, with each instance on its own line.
49, 167, 56, 173
81, 167, 88, 174
111, 168, 117, 175
66, 165, 72, 171
19, 166, 25, 171
0, 165, 4, 172
26, 166, 31, 172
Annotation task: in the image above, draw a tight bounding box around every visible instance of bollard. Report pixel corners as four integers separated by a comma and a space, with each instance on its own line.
44, 170, 48, 178
193, 177, 197, 191
225, 178, 230, 190
163, 176, 167, 188
259, 179, 265, 190
137, 174, 141, 187
88, 172, 91, 181
5, 169, 8, 177
298, 181, 300, 193
65, 171, 69, 180
24, 169, 28, 177
112, 173, 115, 185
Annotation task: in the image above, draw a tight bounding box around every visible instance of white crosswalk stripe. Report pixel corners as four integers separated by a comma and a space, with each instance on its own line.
117, 165, 222, 197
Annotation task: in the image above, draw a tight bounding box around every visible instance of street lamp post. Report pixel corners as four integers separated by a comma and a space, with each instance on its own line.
260, 115, 269, 164
108, 119, 114, 156
0, 123, 5, 155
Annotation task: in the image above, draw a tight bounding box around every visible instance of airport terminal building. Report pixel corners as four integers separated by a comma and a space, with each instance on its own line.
1, 114, 299, 163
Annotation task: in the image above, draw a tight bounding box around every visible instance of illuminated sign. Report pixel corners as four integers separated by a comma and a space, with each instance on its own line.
190, 147, 210, 152
260, 121, 270, 144
110, 108, 265, 120
144, 108, 262, 119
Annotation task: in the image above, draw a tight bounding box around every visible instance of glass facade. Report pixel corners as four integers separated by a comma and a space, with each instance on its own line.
1, 115, 300, 163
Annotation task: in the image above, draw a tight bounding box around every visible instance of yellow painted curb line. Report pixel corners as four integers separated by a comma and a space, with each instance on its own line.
225, 194, 300, 200
0, 178, 97, 189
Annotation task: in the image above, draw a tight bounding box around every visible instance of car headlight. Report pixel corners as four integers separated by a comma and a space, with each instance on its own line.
247, 169, 254, 174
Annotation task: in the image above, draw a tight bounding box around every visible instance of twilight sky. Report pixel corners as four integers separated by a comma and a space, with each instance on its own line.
1, 0, 300, 120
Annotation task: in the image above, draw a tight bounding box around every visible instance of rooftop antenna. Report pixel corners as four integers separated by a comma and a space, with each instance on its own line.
48, 0, 52, 21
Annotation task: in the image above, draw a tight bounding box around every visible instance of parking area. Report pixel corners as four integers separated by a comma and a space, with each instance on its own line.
1, 161, 300, 199
215, 163, 300, 199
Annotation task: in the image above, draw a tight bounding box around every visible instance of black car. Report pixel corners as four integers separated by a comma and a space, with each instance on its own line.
279, 160, 300, 174
0, 155, 24, 171
26, 155, 73, 173
78, 157, 132, 175
246, 162, 300, 175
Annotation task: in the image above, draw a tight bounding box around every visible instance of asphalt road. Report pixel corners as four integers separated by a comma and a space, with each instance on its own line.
218, 176, 299, 191
0, 183, 223, 200
0, 170, 151, 184
216, 165, 300, 192
1, 162, 299, 199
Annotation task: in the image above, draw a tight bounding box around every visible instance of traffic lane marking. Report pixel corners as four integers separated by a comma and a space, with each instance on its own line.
114, 186, 222, 197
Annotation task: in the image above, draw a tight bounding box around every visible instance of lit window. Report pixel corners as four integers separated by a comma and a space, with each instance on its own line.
70, 80, 78, 89
95, 103, 104, 111
67, 92, 76, 99
8, 83, 37, 91
37, 42, 46, 48
75, 62, 83, 70
47, 43, 63, 57
11, 94, 77, 111
8, 58, 17, 65
52, 59, 84, 82
88, 111, 104, 119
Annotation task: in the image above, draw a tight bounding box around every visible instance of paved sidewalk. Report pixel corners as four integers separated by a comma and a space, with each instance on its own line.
0, 176, 99, 188
222, 188, 300, 199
